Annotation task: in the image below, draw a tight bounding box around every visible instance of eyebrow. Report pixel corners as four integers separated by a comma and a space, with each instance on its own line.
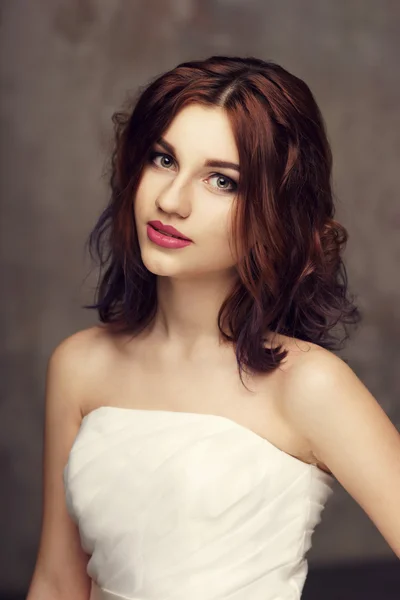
156, 137, 240, 173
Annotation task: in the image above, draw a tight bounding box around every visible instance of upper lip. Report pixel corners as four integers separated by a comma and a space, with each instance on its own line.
148, 220, 192, 241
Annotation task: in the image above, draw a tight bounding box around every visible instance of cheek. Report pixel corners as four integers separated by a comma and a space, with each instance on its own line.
133, 190, 150, 229
201, 207, 236, 259
133, 180, 145, 214
134, 172, 154, 213
211, 204, 234, 243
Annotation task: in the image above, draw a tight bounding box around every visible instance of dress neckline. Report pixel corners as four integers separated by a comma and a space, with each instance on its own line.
81, 405, 335, 479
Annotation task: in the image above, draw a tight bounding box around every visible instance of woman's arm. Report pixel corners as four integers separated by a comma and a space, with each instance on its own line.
27, 333, 93, 600
282, 348, 400, 558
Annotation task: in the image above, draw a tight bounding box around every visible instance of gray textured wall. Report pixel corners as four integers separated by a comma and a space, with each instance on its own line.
1, 0, 399, 594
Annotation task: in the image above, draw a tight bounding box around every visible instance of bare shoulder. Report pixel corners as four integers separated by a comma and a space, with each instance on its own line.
48, 325, 114, 414
51, 324, 116, 368
278, 335, 350, 408
284, 339, 352, 386
278, 338, 365, 462
269, 336, 349, 469
265, 332, 324, 373
52, 324, 108, 355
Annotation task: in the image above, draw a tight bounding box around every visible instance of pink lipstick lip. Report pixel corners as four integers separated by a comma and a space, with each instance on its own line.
146, 224, 193, 249
148, 220, 192, 242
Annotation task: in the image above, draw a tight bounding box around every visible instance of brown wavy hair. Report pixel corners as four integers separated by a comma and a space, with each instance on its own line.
85, 55, 362, 382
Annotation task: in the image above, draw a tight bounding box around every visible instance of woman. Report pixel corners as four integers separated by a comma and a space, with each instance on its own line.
28, 56, 400, 600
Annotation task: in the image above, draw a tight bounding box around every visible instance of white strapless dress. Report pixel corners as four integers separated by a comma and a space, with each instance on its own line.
64, 406, 334, 600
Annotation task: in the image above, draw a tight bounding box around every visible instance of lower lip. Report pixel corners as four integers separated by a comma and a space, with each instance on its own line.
146, 224, 193, 249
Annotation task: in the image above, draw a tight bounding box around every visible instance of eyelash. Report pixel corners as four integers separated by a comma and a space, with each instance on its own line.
148, 151, 238, 194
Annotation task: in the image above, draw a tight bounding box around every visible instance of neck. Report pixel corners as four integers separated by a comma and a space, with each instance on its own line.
147, 270, 238, 356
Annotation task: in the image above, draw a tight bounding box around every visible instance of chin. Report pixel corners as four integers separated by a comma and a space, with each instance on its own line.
140, 248, 189, 278
138, 239, 236, 280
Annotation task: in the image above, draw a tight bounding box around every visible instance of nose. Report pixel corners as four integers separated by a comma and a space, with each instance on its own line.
155, 176, 192, 218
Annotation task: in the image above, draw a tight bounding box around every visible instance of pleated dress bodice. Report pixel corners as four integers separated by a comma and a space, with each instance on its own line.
64, 406, 334, 600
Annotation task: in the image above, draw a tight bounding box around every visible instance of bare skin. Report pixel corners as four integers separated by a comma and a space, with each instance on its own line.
80, 323, 332, 474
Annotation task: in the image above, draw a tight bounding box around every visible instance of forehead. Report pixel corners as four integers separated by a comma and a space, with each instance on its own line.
162, 103, 239, 162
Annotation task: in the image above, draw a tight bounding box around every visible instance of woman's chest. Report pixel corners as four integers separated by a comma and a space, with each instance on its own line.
83, 344, 311, 464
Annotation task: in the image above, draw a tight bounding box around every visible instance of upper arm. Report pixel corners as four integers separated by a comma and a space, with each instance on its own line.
282, 348, 400, 558
27, 331, 96, 600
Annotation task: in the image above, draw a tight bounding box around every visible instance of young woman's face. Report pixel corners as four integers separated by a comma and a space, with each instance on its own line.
134, 103, 240, 279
